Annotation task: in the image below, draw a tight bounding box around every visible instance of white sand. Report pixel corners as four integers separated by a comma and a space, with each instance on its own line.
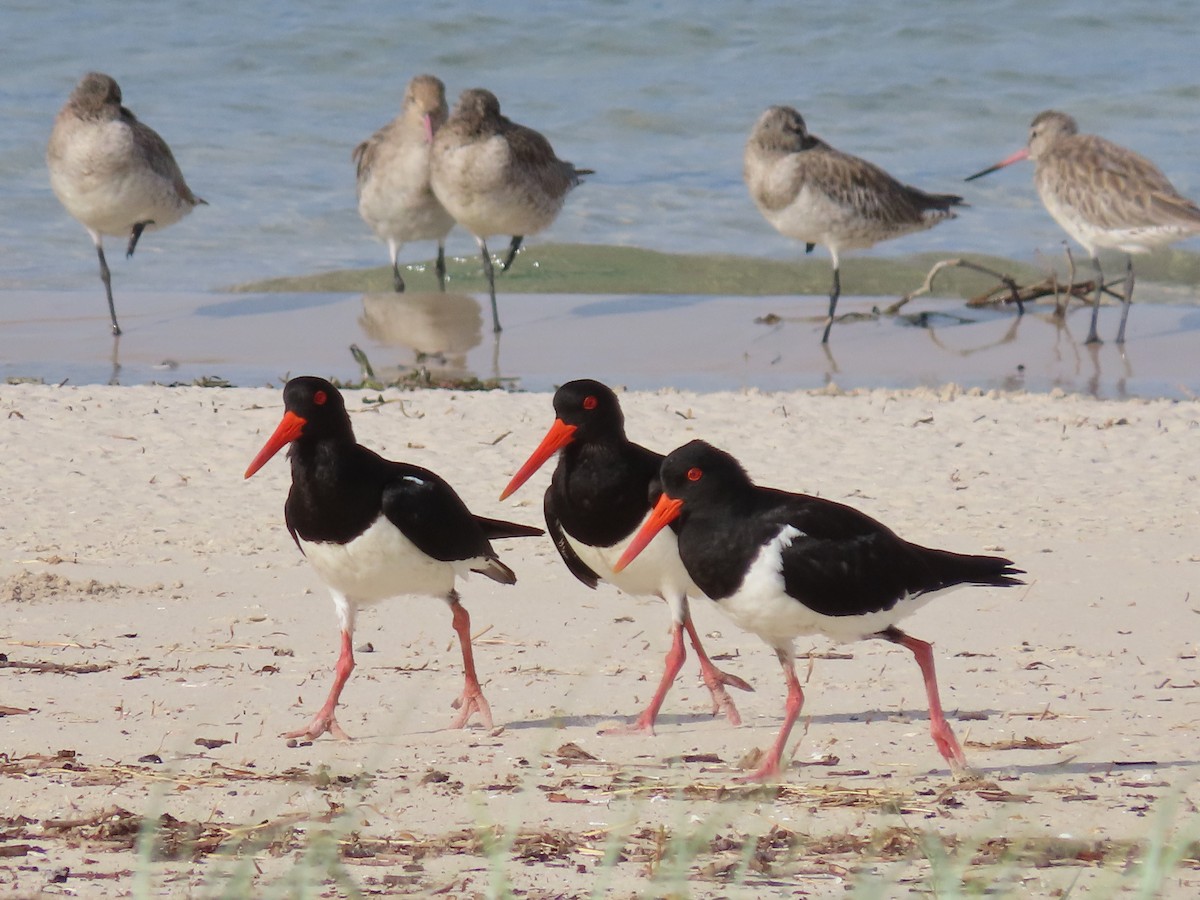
2, 383, 1198, 897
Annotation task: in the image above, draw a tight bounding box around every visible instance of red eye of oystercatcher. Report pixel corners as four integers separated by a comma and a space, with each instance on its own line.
313, 390, 328, 406
582, 396, 597, 410
687, 467, 702, 482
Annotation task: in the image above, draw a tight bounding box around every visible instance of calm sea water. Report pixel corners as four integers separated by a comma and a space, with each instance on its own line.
3, 0, 1200, 294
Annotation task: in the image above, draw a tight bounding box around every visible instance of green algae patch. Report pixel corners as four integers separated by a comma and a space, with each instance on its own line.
228, 244, 1047, 299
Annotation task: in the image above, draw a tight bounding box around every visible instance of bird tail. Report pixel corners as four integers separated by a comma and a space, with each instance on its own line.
929, 548, 1025, 589
471, 557, 518, 585
476, 515, 544, 541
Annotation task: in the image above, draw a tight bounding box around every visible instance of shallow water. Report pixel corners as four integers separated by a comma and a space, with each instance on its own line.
4, 0, 1200, 293
2, 1, 1199, 394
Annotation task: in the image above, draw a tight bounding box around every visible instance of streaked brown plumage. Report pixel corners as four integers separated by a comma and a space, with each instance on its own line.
966, 110, 1200, 344
353, 74, 456, 292
430, 88, 592, 333
745, 106, 962, 343
47, 72, 205, 335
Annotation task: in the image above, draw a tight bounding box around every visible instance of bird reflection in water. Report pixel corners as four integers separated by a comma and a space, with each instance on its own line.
358, 291, 484, 381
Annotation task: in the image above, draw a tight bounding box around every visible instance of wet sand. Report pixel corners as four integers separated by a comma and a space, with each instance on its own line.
3, 287, 1198, 400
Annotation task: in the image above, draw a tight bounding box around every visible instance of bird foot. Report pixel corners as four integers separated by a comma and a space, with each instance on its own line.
449, 687, 494, 729
599, 715, 656, 737
283, 711, 351, 742
699, 667, 753, 726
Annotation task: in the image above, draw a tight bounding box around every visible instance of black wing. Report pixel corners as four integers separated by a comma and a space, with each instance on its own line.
379, 463, 499, 563
545, 489, 601, 589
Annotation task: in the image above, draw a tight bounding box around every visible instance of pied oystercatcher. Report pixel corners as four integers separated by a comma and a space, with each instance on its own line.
245, 376, 542, 741
615, 439, 1024, 781
499, 380, 751, 732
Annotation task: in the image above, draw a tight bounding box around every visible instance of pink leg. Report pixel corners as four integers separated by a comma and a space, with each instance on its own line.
447, 596, 494, 729
285, 628, 354, 741
602, 622, 689, 735
683, 614, 752, 726
739, 649, 805, 783
890, 629, 969, 775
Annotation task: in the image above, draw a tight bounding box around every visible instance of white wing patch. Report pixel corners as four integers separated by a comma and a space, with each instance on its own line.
714, 525, 953, 648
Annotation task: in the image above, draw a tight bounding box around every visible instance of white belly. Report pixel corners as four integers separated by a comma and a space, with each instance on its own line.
564, 517, 701, 601
298, 516, 458, 603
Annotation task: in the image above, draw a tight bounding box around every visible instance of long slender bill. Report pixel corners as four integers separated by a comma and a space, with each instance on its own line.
499, 419, 577, 500
613, 493, 684, 573
964, 146, 1030, 182
244, 411, 306, 478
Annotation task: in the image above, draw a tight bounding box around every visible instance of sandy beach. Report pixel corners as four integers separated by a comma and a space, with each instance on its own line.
2, 381, 1198, 896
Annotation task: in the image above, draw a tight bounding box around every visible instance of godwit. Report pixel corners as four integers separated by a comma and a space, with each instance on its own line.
430, 88, 592, 333
353, 74, 456, 292
744, 106, 964, 343
966, 110, 1200, 344
46, 72, 205, 336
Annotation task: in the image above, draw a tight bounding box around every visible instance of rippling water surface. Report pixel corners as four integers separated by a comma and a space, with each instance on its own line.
3, 0, 1200, 295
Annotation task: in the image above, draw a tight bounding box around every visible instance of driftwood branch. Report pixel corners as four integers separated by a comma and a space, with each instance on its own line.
884, 255, 1126, 318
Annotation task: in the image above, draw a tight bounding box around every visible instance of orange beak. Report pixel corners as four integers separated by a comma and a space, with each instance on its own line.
613, 492, 684, 572
964, 146, 1030, 182
499, 419, 577, 500
244, 411, 306, 479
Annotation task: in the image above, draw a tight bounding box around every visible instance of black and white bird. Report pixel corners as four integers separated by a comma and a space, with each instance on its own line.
616, 439, 1024, 781
245, 376, 542, 741
499, 380, 751, 733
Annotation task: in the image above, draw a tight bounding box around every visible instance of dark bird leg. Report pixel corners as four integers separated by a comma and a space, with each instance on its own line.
501, 235, 524, 272
126, 221, 152, 259
821, 261, 841, 344
388, 240, 405, 291
1085, 255, 1105, 345
435, 241, 447, 292
1115, 256, 1134, 345
447, 592, 494, 729
478, 238, 502, 333
881, 626, 969, 776
93, 240, 122, 336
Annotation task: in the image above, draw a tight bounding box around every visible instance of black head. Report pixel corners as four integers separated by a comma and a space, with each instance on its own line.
659, 440, 754, 507
245, 377, 353, 478
551, 379, 626, 442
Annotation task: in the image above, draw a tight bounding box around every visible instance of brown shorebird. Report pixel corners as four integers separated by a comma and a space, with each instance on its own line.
430, 88, 592, 333
353, 74, 456, 292
966, 110, 1200, 344
46, 72, 205, 336
744, 106, 964, 343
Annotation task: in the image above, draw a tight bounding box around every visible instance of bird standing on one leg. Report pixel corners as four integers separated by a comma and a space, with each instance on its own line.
47, 72, 205, 336
353, 74, 456, 292
744, 106, 963, 343
430, 88, 592, 333
616, 439, 1024, 782
966, 110, 1200, 345
245, 376, 542, 741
